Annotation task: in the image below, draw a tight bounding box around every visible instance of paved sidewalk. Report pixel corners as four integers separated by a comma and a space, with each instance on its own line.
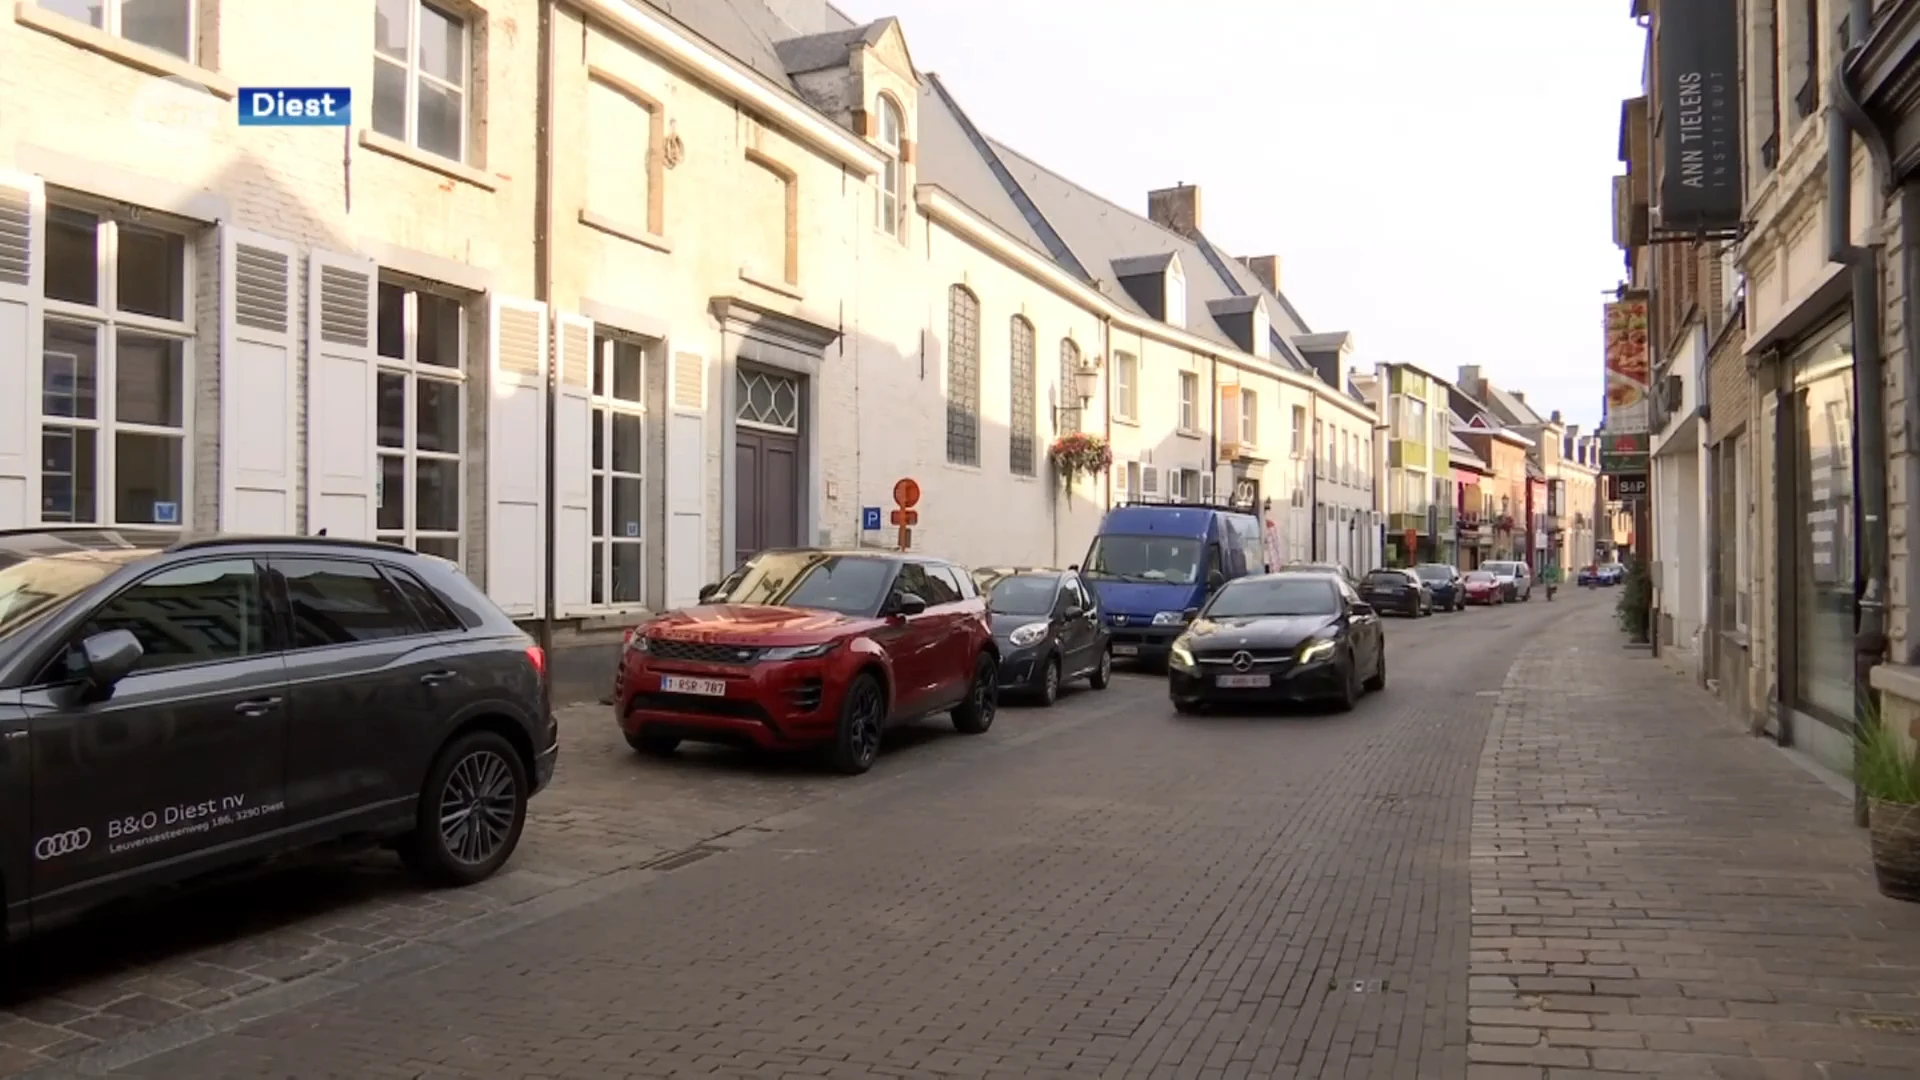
1470, 621, 1920, 1078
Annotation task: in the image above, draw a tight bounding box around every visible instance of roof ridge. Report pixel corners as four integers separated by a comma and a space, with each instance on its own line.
986, 137, 1205, 251
924, 73, 1093, 282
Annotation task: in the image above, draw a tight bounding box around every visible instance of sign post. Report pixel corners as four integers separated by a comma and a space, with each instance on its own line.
891, 478, 921, 551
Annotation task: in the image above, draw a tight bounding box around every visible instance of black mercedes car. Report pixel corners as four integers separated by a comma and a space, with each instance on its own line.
1167, 571, 1385, 714
1412, 563, 1465, 611
973, 567, 1111, 705
1360, 567, 1433, 617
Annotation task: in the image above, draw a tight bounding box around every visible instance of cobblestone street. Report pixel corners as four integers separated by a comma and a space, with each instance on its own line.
2, 591, 1917, 1079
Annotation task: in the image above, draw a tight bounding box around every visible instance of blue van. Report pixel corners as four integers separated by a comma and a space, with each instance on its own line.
1080, 503, 1267, 665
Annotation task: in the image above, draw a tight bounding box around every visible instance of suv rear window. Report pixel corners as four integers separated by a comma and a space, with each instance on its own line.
277, 558, 427, 646
388, 567, 465, 632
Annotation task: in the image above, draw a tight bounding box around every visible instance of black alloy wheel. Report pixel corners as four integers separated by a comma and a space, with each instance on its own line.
1364, 640, 1386, 692
1333, 650, 1360, 713
401, 730, 529, 887
1037, 656, 1061, 707
831, 673, 886, 774
1088, 646, 1113, 690
951, 654, 999, 734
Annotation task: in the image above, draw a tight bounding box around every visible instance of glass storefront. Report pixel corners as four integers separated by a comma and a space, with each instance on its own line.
1790, 318, 1856, 726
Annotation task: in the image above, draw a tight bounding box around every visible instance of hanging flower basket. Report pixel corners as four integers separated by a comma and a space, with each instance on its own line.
1049, 433, 1113, 492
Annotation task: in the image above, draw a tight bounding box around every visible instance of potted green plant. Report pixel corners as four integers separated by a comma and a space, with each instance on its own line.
1859, 716, 1920, 902
1048, 433, 1113, 493
1616, 555, 1651, 643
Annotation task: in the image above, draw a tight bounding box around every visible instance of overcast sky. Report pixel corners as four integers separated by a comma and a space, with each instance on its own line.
836, 0, 1646, 431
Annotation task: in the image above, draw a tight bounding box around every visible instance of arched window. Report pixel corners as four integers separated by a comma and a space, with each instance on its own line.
1009, 317, 1037, 476
1058, 339, 1081, 434
876, 95, 904, 238
946, 286, 980, 465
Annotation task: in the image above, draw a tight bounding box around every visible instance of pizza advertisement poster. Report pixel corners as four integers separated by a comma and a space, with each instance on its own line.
1603, 299, 1651, 433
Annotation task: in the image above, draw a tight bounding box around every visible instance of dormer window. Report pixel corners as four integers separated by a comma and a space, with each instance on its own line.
876, 95, 904, 239
1166, 260, 1186, 328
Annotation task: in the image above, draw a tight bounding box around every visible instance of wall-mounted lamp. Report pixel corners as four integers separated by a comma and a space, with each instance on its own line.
1053, 362, 1101, 425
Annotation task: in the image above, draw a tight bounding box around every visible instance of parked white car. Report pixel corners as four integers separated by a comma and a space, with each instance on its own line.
1481, 560, 1532, 602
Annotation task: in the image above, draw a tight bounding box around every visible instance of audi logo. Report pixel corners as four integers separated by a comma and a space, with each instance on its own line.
34, 828, 91, 860
1231, 651, 1255, 672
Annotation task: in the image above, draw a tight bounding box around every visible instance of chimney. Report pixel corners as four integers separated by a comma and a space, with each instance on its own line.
1512, 391, 1527, 405
1457, 365, 1482, 397
1148, 184, 1202, 237
1238, 255, 1280, 294
1550, 409, 1562, 423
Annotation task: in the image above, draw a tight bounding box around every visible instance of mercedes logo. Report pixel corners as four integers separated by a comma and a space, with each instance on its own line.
34, 827, 91, 860
1231, 651, 1254, 672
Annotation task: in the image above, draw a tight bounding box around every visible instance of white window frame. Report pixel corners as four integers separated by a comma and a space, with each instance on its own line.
875, 95, 904, 241
1240, 388, 1258, 447
38, 0, 196, 61
40, 202, 196, 531
374, 281, 467, 563
372, 0, 471, 163
590, 335, 648, 609
1734, 432, 1750, 631
1407, 396, 1427, 447
1178, 370, 1198, 432
1114, 352, 1139, 422
1291, 405, 1306, 457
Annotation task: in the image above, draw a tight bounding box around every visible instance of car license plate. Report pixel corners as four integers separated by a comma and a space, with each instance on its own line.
661, 675, 726, 696
1113, 644, 1139, 656
1216, 674, 1270, 688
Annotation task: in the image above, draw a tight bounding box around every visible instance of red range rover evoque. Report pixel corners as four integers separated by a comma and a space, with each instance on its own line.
615, 549, 1000, 774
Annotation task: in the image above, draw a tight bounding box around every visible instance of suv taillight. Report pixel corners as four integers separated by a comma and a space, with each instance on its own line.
526, 645, 547, 680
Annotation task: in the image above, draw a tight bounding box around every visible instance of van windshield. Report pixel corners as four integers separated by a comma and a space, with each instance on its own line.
1083, 535, 1202, 585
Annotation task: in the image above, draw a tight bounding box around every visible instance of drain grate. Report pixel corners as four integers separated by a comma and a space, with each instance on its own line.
1853, 1014, 1919, 1034
650, 845, 723, 872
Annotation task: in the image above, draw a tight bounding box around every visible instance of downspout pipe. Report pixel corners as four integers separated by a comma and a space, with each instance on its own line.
534, 0, 556, 718
1830, 0, 1890, 826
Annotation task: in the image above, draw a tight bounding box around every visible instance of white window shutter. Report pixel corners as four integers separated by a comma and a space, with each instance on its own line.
1200, 471, 1214, 502
665, 351, 708, 608
305, 251, 378, 538
0, 172, 44, 529
486, 293, 549, 618
552, 312, 592, 616
220, 227, 299, 533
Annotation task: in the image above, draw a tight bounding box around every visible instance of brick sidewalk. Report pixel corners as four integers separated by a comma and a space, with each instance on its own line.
1469, 620, 1920, 1078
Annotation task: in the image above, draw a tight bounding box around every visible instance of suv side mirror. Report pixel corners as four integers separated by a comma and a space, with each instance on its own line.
1351, 601, 1374, 617
77, 628, 143, 689
890, 593, 928, 618
1207, 569, 1225, 590
1182, 607, 1201, 622
697, 583, 721, 603
1062, 603, 1085, 619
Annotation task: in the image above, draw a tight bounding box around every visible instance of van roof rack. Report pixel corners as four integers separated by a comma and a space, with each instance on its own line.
1115, 500, 1257, 514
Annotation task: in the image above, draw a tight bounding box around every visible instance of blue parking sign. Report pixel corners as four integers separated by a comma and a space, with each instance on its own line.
861, 506, 882, 531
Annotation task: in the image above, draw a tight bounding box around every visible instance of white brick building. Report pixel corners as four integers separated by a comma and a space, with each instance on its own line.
0, 0, 1379, 630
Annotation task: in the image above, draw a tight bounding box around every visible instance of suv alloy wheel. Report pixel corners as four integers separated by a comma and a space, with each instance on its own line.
402, 730, 530, 886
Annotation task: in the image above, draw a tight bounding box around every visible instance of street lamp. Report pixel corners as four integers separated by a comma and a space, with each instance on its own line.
1053, 361, 1101, 427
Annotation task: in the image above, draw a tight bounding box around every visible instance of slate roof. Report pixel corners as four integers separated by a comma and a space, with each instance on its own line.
915, 75, 1066, 265
774, 18, 895, 74
637, 1, 1344, 388
1484, 384, 1545, 427
1449, 431, 1489, 471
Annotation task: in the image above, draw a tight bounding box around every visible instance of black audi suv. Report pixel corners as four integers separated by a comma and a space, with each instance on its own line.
0, 528, 557, 941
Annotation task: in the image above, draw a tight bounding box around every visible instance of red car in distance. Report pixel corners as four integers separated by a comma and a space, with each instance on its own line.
615, 549, 1000, 774
1462, 569, 1505, 606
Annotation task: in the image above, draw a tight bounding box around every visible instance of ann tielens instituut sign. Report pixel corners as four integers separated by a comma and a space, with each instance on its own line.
1657, 0, 1742, 232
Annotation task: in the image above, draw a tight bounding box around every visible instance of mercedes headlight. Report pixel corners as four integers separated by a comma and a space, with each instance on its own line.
1298, 638, 1337, 663
1152, 611, 1186, 626
1170, 638, 1196, 668
761, 642, 837, 661
1008, 622, 1049, 648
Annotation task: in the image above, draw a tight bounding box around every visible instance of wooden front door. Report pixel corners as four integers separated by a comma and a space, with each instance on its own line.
734, 427, 800, 568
